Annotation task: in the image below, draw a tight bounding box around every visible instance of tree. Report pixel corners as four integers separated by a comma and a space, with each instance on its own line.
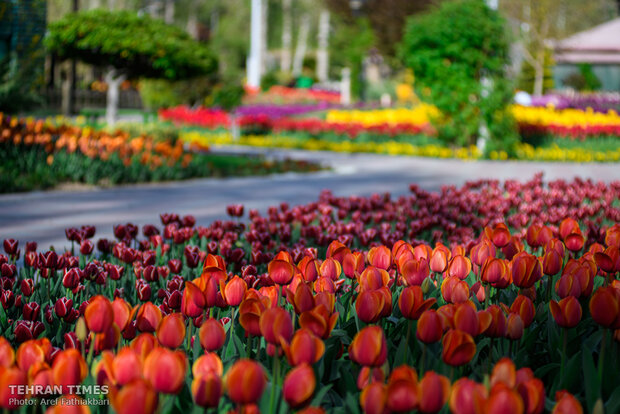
499, 0, 617, 96
46, 9, 217, 125
400, 0, 518, 153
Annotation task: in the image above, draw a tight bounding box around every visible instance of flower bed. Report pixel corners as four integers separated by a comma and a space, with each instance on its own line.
0, 114, 321, 193
0, 176, 619, 413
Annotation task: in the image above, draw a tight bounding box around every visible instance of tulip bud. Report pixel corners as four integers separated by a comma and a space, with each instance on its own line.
283, 364, 316, 409
225, 359, 266, 405
199, 318, 226, 352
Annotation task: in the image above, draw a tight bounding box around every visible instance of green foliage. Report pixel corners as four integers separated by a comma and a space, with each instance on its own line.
563, 64, 602, 92
139, 76, 217, 110
518, 49, 554, 94
0, 54, 43, 114
45, 9, 217, 80
400, 0, 518, 153
211, 83, 245, 111
108, 121, 181, 144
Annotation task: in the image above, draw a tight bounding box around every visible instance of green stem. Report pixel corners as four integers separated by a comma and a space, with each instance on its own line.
246, 334, 253, 359
187, 321, 193, 351
560, 329, 568, 388
404, 320, 412, 364
484, 284, 489, 309
269, 354, 280, 414
420, 343, 426, 375
87, 333, 95, 366
598, 329, 607, 384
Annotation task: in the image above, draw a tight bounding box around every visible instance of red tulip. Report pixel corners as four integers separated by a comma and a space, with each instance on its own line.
156, 313, 186, 348
199, 318, 226, 351
510, 295, 535, 328
485, 383, 525, 414
343, 252, 364, 279
481, 258, 512, 289
447, 255, 472, 280
268, 259, 296, 285
283, 363, 316, 408
491, 358, 516, 388
239, 298, 266, 337
367, 245, 392, 270
181, 281, 206, 318
360, 382, 387, 414
192, 372, 222, 408
416, 310, 443, 344
109, 378, 158, 414
399, 286, 436, 320
442, 329, 476, 366
418, 371, 450, 413
386, 374, 419, 413
298, 305, 338, 339
430, 244, 450, 273
259, 307, 293, 345
511, 252, 542, 289
84, 295, 114, 333
112, 298, 133, 332
485, 223, 511, 248
441, 277, 470, 304
221, 276, 247, 307
449, 378, 487, 414
549, 297, 582, 328
552, 391, 583, 414
356, 290, 386, 323
281, 328, 325, 366
543, 249, 563, 276
349, 325, 387, 367
506, 314, 524, 340
136, 302, 163, 333
143, 347, 187, 394
589, 286, 620, 328
52, 349, 88, 394
112, 347, 143, 385
400, 258, 430, 286
225, 359, 266, 405
517, 378, 545, 414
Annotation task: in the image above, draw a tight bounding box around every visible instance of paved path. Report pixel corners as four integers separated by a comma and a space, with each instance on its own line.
1, 146, 619, 250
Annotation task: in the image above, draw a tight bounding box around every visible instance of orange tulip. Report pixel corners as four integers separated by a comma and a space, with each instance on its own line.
192, 372, 222, 408
259, 307, 293, 345
135, 302, 163, 333
239, 298, 266, 337
298, 256, 320, 282
589, 286, 620, 328
400, 258, 430, 286
490, 358, 516, 388
221, 276, 247, 307
0, 366, 27, 409
16, 339, 45, 372
360, 382, 388, 414
287, 282, 315, 314
470, 239, 495, 267
112, 347, 143, 385
485, 223, 511, 248
156, 313, 186, 349
399, 286, 436, 320
565, 233, 584, 252
281, 328, 325, 366
502, 236, 524, 261
511, 252, 542, 289
485, 383, 524, 414
483, 305, 507, 338
358, 266, 390, 291
320, 257, 342, 280
193, 352, 224, 378
0, 337, 14, 368
52, 349, 88, 394
343, 252, 365, 279
453, 302, 479, 337
517, 378, 545, 414
418, 371, 450, 414
449, 378, 487, 414
268, 259, 296, 285
199, 318, 226, 351
442, 329, 476, 366
594, 251, 615, 273
430, 244, 451, 273
112, 298, 133, 332
299, 305, 338, 339
551, 391, 583, 414
181, 281, 206, 318
441, 277, 470, 304
542, 249, 563, 276
386, 366, 419, 413
481, 258, 512, 289
357, 366, 386, 390
356, 290, 386, 324
349, 326, 387, 367
510, 295, 535, 328
283, 363, 316, 409
416, 310, 443, 344
549, 297, 582, 328
85, 295, 114, 333
94, 323, 121, 352
526, 224, 553, 249
447, 255, 472, 280
367, 245, 392, 270
506, 314, 524, 340
225, 359, 266, 405
46, 395, 90, 414
143, 347, 187, 394
130, 333, 158, 362
109, 378, 158, 414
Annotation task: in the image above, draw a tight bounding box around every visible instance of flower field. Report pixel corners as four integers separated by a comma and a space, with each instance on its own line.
0, 114, 321, 193
0, 175, 619, 413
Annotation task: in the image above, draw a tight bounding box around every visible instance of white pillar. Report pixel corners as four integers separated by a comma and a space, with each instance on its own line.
341, 68, 351, 106
247, 0, 263, 89
316, 10, 330, 82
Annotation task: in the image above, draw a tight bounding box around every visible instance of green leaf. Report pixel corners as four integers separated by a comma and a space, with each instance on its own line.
605, 386, 620, 414
311, 383, 333, 407
582, 347, 601, 411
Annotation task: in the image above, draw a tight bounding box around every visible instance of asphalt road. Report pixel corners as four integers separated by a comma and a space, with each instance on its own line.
1, 146, 619, 250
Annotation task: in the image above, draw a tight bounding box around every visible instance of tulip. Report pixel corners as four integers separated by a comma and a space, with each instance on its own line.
221, 276, 247, 307
343, 252, 364, 279
22, 302, 40, 321
551, 391, 583, 414
0, 337, 14, 367
517, 378, 545, 414
430, 244, 450, 273
192, 371, 222, 408
84, 295, 114, 333
95, 323, 121, 352
506, 314, 524, 340
543, 249, 563, 276
509, 295, 535, 328
418, 371, 450, 413
358, 266, 390, 291
481, 258, 512, 289
55, 297, 73, 319
349, 325, 387, 367
549, 297, 582, 328
181, 281, 206, 318
225, 359, 266, 405
52, 349, 88, 394
110, 378, 159, 414
281, 328, 325, 366
453, 302, 479, 337
589, 286, 620, 328
135, 302, 163, 333
287, 282, 315, 315
367, 245, 392, 270
239, 298, 266, 337
360, 382, 387, 414
386, 372, 419, 413
268, 259, 296, 285
0, 366, 27, 409
565, 233, 584, 252
447, 255, 472, 280
485, 383, 525, 414
449, 378, 487, 414
320, 257, 342, 279
298, 304, 338, 339
399, 286, 436, 320
511, 252, 542, 289
491, 358, 516, 388
526, 224, 552, 249
442, 329, 476, 366
260, 307, 293, 345
283, 363, 316, 408
416, 310, 443, 344
485, 223, 511, 248
16, 340, 45, 372
193, 352, 224, 377
111, 347, 143, 385
355, 290, 386, 324
441, 277, 470, 304
470, 240, 495, 267
143, 347, 187, 394
357, 366, 386, 390
112, 298, 133, 332
198, 318, 226, 352
483, 305, 507, 338
400, 258, 430, 286
156, 313, 186, 348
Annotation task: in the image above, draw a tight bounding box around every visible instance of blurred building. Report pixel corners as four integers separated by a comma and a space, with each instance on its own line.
554, 18, 620, 91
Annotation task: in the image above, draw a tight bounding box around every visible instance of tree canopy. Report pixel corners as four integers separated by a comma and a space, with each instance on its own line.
45, 9, 217, 80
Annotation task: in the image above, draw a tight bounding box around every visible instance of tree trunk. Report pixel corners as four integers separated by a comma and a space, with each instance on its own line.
533, 48, 545, 96
316, 10, 330, 82
292, 14, 310, 77
187, 0, 199, 39
280, 0, 292, 73
164, 0, 175, 24
261, 0, 269, 75
105, 69, 126, 127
